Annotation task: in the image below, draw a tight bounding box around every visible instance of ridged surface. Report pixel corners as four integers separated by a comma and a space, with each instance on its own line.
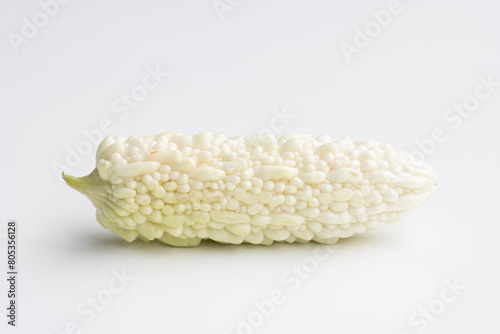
64, 132, 438, 247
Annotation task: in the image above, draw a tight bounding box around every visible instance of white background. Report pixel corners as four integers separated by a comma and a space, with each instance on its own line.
1, 0, 499, 333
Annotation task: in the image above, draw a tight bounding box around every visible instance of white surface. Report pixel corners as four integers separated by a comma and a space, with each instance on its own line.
1, 0, 499, 333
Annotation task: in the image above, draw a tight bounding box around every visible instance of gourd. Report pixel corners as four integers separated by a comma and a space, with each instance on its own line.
63, 132, 437, 247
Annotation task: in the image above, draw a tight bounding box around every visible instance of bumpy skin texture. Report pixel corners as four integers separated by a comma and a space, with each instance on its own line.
63, 133, 437, 247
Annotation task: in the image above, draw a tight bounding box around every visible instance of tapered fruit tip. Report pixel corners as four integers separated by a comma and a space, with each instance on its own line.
62, 172, 82, 191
